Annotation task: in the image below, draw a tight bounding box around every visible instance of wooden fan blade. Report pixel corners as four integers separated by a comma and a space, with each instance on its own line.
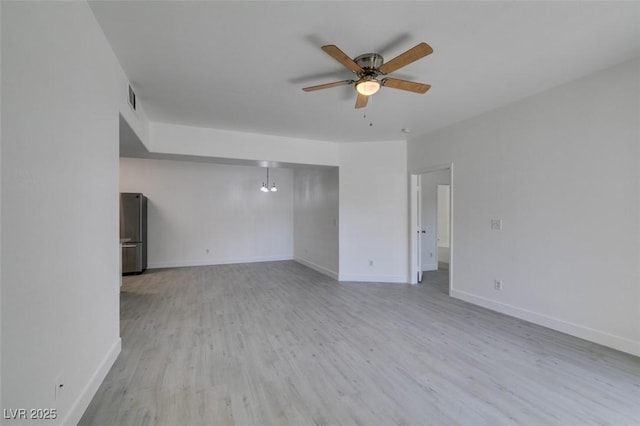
322, 45, 363, 73
378, 42, 433, 75
355, 93, 368, 109
302, 80, 353, 92
382, 78, 431, 94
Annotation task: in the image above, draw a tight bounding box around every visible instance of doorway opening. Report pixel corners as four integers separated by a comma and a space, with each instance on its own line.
437, 184, 451, 271
409, 165, 453, 294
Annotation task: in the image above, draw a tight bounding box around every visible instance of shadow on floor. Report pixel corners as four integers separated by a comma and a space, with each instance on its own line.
421, 268, 449, 294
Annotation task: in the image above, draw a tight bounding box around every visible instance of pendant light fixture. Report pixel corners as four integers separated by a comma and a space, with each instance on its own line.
260, 167, 277, 193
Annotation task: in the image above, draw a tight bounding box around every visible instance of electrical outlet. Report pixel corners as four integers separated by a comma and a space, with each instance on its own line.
54, 375, 65, 400
369, 260, 374, 267
494, 280, 503, 291
491, 219, 502, 230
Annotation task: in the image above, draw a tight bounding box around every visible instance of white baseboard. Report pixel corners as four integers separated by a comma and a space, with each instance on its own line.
148, 255, 293, 269
63, 337, 121, 426
338, 273, 408, 284
294, 257, 338, 280
451, 289, 640, 357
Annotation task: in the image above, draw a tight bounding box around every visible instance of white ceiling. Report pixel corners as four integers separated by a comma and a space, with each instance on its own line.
90, 1, 640, 143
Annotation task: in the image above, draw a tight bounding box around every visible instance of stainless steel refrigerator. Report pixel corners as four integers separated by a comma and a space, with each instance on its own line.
120, 193, 147, 274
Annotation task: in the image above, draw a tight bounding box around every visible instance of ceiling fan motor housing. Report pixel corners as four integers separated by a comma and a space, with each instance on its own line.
354, 53, 383, 76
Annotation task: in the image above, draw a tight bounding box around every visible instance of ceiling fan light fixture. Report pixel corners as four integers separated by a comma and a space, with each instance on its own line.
355, 78, 380, 96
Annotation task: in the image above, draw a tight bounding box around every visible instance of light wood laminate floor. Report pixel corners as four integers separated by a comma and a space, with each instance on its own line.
80, 261, 640, 425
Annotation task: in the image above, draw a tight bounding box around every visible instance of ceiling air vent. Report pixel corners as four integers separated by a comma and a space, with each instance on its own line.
128, 84, 136, 111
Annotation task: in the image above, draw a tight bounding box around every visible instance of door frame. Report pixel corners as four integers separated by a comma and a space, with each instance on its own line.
408, 163, 454, 294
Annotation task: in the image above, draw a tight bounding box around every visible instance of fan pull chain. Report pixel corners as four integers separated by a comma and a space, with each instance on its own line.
363, 98, 373, 127
363, 111, 373, 127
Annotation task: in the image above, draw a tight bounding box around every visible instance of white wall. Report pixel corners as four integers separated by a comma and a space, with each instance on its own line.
118, 81, 150, 153
150, 122, 340, 167
437, 184, 451, 265
408, 59, 640, 356
437, 184, 451, 248
293, 167, 339, 278
138, 122, 410, 284
339, 141, 408, 283
120, 158, 294, 268
2, 2, 131, 423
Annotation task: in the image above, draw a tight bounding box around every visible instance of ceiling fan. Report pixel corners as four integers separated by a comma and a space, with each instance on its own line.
302, 42, 433, 109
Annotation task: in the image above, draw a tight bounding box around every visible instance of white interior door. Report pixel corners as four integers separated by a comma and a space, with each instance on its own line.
420, 173, 439, 272
410, 175, 422, 283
